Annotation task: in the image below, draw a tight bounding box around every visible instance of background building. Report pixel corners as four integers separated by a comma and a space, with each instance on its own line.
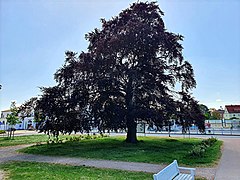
0, 109, 36, 130
224, 105, 240, 128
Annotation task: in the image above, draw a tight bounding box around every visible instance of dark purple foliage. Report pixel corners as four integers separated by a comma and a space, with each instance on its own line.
32, 2, 204, 143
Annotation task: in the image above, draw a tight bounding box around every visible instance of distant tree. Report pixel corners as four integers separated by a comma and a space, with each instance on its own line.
37, 2, 203, 143
19, 97, 39, 129
6, 101, 20, 139
199, 104, 211, 120
176, 92, 205, 134
19, 97, 37, 117
210, 110, 221, 120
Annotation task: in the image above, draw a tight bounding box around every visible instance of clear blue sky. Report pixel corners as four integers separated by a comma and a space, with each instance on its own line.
0, 0, 240, 111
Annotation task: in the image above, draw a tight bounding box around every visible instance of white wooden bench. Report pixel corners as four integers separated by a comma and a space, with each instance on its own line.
153, 160, 195, 180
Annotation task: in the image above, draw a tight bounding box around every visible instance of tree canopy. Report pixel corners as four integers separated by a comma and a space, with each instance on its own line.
34, 2, 204, 143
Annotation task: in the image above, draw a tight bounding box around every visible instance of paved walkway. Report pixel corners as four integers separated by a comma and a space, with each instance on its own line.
0, 136, 239, 180
214, 137, 240, 180
0, 170, 4, 180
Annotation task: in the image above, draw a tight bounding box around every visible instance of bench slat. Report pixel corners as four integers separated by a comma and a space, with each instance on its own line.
153, 160, 195, 180
174, 173, 192, 180
153, 160, 179, 180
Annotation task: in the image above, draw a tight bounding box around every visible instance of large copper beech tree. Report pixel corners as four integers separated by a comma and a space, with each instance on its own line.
35, 2, 204, 143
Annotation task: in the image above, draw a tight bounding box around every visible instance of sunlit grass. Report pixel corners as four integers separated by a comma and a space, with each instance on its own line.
0, 161, 152, 180
0, 135, 48, 147
20, 136, 222, 167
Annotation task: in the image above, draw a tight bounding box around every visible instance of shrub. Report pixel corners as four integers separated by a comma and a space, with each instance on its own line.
189, 137, 218, 157
189, 145, 206, 157
207, 137, 217, 145
0, 130, 6, 134
85, 135, 91, 139
47, 134, 110, 144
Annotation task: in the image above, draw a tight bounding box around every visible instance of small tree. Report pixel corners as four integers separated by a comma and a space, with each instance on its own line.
6, 101, 20, 139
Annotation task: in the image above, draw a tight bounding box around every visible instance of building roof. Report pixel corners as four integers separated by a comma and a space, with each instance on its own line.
225, 105, 240, 113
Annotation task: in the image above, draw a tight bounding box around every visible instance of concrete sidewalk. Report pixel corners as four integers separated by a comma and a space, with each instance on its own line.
214, 138, 240, 180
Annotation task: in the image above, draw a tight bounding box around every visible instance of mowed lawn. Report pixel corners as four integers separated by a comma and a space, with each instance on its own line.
0, 161, 152, 180
19, 136, 222, 167
0, 135, 48, 147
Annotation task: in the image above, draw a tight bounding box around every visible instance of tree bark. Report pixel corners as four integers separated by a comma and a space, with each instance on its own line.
126, 121, 137, 143
9, 130, 12, 139
125, 72, 138, 143
168, 122, 171, 137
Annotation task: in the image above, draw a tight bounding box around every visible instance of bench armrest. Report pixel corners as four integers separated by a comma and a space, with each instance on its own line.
178, 167, 196, 177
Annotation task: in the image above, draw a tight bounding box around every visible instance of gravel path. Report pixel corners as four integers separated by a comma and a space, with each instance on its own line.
0, 144, 216, 179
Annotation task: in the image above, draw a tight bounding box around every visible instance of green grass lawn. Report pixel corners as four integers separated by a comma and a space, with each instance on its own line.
0, 161, 207, 180
0, 161, 152, 180
0, 133, 107, 147
19, 136, 222, 167
0, 135, 49, 147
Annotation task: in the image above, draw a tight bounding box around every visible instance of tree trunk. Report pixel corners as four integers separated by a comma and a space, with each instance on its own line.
126, 121, 137, 143
125, 72, 138, 143
9, 129, 12, 139
168, 122, 171, 137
